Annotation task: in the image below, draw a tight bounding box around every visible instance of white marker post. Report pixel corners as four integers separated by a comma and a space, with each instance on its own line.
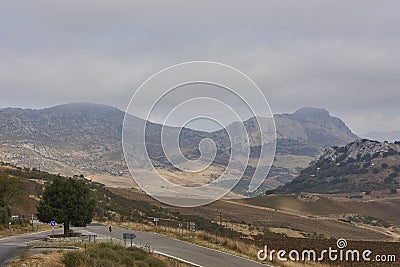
50, 221, 56, 238
153, 218, 159, 229
178, 223, 183, 238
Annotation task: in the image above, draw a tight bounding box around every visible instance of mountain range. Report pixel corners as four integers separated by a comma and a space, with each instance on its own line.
0, 103, 359, 196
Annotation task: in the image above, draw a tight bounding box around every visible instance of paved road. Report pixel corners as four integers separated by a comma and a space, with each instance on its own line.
84, 224, 269, 267
1, 225, 271, 267
0, 229, 62, 266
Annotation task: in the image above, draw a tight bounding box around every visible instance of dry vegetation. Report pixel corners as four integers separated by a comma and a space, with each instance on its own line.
9, 250, 64, 267
109, 188, 393, 241
116, 221, 399, 267
9, 243, 192, 267
155, 164, 225, 187
0, 223, 51, 239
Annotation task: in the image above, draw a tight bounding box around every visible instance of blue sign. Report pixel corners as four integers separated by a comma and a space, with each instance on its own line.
50, 221, 56, 227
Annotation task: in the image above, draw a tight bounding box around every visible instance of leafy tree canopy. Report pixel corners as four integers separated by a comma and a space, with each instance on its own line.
37, 177, 95, 236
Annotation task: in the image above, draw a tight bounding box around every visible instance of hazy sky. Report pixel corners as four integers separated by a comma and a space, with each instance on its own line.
1, 1, 399, 134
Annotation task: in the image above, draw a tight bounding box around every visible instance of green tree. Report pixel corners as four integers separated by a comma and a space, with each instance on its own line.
37, 177, 95, 236
0, 173, 22, 224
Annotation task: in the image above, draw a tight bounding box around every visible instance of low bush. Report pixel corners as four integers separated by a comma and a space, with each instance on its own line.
62, 242, 166, 267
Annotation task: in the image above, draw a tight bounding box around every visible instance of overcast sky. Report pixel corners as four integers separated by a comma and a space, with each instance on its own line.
1, 1, 399, 134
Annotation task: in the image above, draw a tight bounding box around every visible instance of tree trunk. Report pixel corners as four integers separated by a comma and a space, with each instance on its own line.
64, 221, 70, 236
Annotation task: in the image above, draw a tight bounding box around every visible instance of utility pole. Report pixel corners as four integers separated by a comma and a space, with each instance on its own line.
219, 211, 222, 236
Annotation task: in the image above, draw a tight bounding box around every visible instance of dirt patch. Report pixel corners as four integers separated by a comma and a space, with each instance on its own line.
270, 227, 304, 238
9, 251, 64, 267
298, 194, 320, 202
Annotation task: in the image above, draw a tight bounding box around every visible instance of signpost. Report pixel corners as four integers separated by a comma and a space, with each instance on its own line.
123, 233, 136, 247
178, 223, 183, 238
88, 234, 97, 243
50, 221, 56, 237
189, 222, 196, 240
153, 217, 159, 228
189, 222, 196, 232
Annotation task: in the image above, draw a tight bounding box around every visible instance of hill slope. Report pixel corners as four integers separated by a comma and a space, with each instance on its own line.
270, 139, 400, 194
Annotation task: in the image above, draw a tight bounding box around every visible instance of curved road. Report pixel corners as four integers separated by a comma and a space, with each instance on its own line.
0, 229, 62, 266
0, 225, 270, 267
84, 224, 268, 267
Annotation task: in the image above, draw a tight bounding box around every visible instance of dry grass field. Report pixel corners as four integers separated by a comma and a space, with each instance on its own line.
237, 194, 400, 226
108, 188, 394, 241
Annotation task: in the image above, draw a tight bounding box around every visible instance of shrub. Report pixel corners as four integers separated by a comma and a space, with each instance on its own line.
347, 158, 356, 163
62, 242, 166, 267
384, 177, 394, 184
62, 251, 87, 267
372, 152, 381, 158
363, 162, 371, 168
126, 247, 147, 260
17, 248, 29, 261
383, 149, 397, 157
144, 257, 168, 267
361, 154, 371, 161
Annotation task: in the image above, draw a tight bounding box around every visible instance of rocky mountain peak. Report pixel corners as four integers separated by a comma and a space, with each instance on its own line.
291, 107, 330, 121
272, 107, 358, 149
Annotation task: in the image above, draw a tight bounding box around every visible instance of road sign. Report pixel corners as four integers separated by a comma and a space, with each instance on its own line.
153, 218, 159, 222
189, 222, 196, 232
50, 221, 56, 237
123, 233, 136, 239
87, 234, 97, 242
123, 233, 136, 247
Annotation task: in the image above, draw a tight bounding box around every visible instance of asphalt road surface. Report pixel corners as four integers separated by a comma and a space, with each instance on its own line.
84, 224, 269, 267
0, 224, 270, 267
0, 229, 62, 266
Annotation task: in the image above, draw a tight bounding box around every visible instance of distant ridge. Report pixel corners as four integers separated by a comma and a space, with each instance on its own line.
0, 103, 359, 195
361, 130, 400, 143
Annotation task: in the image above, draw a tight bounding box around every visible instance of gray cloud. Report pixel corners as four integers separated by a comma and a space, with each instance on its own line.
0, 0, 399, 133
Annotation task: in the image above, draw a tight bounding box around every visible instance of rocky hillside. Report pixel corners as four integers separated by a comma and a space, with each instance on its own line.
269, 139, 400, 194
276, 107, 357, 150
0, 103, 358, 195
0, 103, 126, 175
220, 107, 357, 159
